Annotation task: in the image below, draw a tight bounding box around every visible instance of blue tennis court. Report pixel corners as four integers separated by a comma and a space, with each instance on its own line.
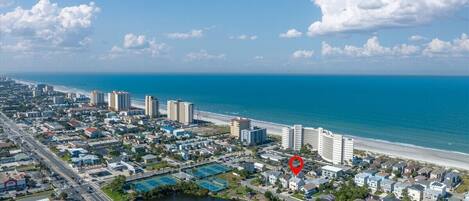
188, 163, 231, 179
132, 175, 178, 192
196, 178, 228, 192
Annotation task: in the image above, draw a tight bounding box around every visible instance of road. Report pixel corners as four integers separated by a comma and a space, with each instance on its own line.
0, 113, 111, 201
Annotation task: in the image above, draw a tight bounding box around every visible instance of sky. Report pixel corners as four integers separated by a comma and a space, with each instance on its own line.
0, 0, 468, 75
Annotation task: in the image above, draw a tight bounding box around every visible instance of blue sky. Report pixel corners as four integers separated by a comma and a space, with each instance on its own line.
0, 0, 468, 75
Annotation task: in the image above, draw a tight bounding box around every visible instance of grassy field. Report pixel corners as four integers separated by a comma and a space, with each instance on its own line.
145, 161, 172, 171
455, 174, 469, 193
292, 192, 305, 200
102, 187, 129, 201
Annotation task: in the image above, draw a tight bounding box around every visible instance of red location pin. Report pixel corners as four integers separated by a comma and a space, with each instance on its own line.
288, 155, 304, 176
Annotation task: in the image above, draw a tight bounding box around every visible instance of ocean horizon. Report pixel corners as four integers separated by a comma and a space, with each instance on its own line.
9, 73, 469, 154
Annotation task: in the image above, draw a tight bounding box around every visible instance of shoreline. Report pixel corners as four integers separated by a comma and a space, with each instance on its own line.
14, 79, 469, 171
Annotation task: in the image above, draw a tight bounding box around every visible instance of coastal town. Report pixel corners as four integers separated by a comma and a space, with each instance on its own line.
0, 76, 468, 201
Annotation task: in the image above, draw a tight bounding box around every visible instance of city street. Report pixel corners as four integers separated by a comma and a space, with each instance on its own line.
0, 112, 111, 201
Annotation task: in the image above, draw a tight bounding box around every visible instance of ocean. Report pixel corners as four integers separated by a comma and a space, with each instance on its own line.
10, 73, 469, 154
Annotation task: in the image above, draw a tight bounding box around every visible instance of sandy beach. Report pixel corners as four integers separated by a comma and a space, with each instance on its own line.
16, 79, 469, 171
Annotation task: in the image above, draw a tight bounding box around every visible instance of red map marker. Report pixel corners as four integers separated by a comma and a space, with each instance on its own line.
288, 155, 304, 176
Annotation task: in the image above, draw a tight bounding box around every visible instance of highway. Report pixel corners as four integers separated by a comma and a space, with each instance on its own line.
0, 113, 111, 201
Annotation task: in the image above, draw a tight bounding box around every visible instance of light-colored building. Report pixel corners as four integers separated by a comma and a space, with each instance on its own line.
289, 177, 305, 191
167, 100, 194, 125
394, 182, 411, 199
423, 181, 446, 201
319, 129, 353, 165
145, 95, 159, 118
90, 90, 105, 106
240, 127, 267, 146
53, 96, 65, 104
282, 127, 294, 150
230, 117, 251, 138
368, 176, 382, 193
281, 125, 354, 165
321, 165, 344, 179
293, 124, 303, 151
354, 173, 369, 187
303, 127, 320, 149
108, 91, 131, 111
408, 184, 426, 201
381, 179, 396, 193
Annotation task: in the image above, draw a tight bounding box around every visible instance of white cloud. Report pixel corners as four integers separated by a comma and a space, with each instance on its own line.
0, 0, 100, 52
321, 36, 419, 57
230, 34, 258, 40
307, 0, 469, 36
423, 33, 469, 56
186, 50, 225, 61
167, 29, 203, 39
279, 29, 303, 38
102, 33, 166, 59
292, 50, 314, 59
409, 35, 427, 42
123, 34, 149, 49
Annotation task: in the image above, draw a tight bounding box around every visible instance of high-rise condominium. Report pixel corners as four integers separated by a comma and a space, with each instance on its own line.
90, 90, 105, 106
145, 95, 159, 118
282, 125, 354, 165
166, 100, 194, 125
230, 117, 251, 138
108, 91, 131, 111
281, 127, 293, 149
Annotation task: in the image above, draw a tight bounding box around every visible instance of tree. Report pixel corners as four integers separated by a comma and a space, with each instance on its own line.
58, 192, 68, 200
402, 189, 411, 201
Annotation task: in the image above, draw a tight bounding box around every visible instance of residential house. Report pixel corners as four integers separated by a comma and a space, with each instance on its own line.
424, 181, 447, 201
280, 174, 292, 189
267, 171, 282, 185
443, 172, 460, 189
418, 167, 432, 177
84, 127, 102, 138
394, 182, 411, 199
354, 173, 370, 187
289, 177, 305, 191
368, 176, 382, 193
0, 172, 26, 192
381, 179, 396, 193
302, 183, 318, 198
429, 169, 445, 181
321, 166, 344, 179
142, 154, 157, 164
408, 184, 426, 201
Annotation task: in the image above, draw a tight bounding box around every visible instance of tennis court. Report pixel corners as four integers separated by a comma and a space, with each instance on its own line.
132, 175, 178, 192
196, 177, 228, 192
188, 163, 231, 179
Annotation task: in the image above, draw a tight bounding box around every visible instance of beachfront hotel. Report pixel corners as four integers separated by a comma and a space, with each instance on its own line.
166, 100, 194, 125
90, 90, 105, 106
282, 125, 354, 165
144, 95, 159, 118
229, 117, 251, 138
240, 126, 267, 146
108, 91, 131, 111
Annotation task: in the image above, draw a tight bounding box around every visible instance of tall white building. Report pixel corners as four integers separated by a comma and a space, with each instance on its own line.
108, 91, 131, 111
230, 117, 251, 138
179, 101, 194, 125
303, 127, 320, 149
281, 127, 293, 149
90, 90, 105, 106
166, 100, 194, 125
293, 125, 303, 151
145, 95, 159, 118
282, 125, 354, 165
167, 100, 179, 121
